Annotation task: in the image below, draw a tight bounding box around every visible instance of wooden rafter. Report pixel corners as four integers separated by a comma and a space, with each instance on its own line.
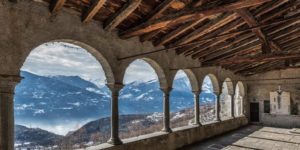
200, 37, 260, 62
192, 32, 255, 59
154, 16, 210, 46
120, 0, 271, 39
104, 0, 141, 31
50, 0, 66, 13
152, 0, 211, 46
140, 0, 186, 42
235, 8, 281, 53
173, 13, 239, 46
177, 18, 245, 55
24, 0, 300, 75
211, 52, 300, 65
146, 0, 177, 21
140, 0, 205, 43
82, 0, 106, 23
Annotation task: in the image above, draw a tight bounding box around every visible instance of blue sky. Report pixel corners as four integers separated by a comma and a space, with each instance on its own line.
22, 42, 162, 86
19, 42, 213, 135
22, 42, 212, 91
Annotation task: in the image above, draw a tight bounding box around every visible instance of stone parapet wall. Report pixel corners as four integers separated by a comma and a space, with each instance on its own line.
85, 117, 248, 150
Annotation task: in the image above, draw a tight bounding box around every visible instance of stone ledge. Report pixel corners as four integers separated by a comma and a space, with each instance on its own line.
82, 117, 248, 150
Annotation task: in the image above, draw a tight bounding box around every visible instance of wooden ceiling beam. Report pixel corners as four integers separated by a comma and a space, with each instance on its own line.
254, 0, 289, 17
82, 0, 106, 23
203, 43, 261, 65
213, 52, 300, 65
154, 16, 210, 46
50, 0, 66, 13
146, 0, 177, 21
104, 0, 141, 31
140, 0, 207, 43
260, 0, 299, 24
153, 0, 213, 46
269, 23, 300, 40
277, 30, 300, 46
120, 0, 271, 39
235, 8, 281, 53
200, 37, 260, 61
179, 18, 245, 55
240, 61, 283, 75
171, 13, 239, 46
192, 32, 255, 59
237, 61, 277, 74
118, 14, 300, 61
140, 0, 189, 42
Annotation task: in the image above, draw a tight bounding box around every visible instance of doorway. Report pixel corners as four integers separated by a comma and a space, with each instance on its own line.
250, 103, 259, 122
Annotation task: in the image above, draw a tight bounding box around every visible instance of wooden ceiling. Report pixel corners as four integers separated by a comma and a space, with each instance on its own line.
45, 0, 300, 76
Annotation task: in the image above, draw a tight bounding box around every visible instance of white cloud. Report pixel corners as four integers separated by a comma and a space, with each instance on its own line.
123, 59, 158, 84
202, 76, 214, 93
22, 42, 160, 87
21, 42, 107, 87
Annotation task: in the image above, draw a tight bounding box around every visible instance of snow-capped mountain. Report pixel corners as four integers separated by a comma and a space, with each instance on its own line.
15, 71, 215, 132
14, 71, 216, 148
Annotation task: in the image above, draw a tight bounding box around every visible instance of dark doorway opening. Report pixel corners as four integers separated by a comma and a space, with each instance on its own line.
250, 103, 259, 122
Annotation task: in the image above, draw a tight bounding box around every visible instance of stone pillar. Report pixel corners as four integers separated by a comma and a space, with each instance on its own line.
107, 83, 123, 145
0, 75, 22, 150
215, 93, 221, 121
193, 91, 201, 125
161, 88, 172, 133
231, 94, 235, 118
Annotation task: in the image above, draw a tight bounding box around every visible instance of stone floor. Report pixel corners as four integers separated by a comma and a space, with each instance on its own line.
180, 125, 300, 150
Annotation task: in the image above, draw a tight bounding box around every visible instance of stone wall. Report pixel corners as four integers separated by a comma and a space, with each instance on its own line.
85, 117, 248, 150
261, 113, 300, 128
0, 0, 246, 92
247, 68, 300, 128
0, 1, 249, 150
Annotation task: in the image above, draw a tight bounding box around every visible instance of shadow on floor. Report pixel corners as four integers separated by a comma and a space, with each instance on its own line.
179, 124, 300, 150
178, 125, 263, 150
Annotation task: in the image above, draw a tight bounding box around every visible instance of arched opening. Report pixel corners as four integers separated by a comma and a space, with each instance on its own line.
220, 78, 233, 120
170, 70, 194, 128
119, 59, 165, 139
200, 75, 218, 124
235, 81, 245, 117
14, 42, 113, 149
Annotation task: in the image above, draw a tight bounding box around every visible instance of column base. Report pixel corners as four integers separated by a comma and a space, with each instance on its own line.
215, 118, 221, 122
107, 137, 123, 145
193, 122, 202, 126
162, 127, 172, 133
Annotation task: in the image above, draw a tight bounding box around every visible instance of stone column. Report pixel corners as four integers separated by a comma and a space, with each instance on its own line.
0, 75, 22, 150
231, 94, 235, 118
161, 88, 172, 133
215, 93, 221, 121
107, 83, 123, 145
193, 91, 201, 125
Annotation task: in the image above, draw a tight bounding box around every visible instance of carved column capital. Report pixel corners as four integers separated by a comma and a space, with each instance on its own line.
0, 75, 22, 94
160, 87, 172, 94
106, 83, 124, 93
192, 90, 201, 95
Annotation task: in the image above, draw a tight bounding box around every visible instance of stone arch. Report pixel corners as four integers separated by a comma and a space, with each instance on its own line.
234, 81, 245, 116
169, 69, 196, 128
205, 74, 220, 94
220, 78, 234, 120
124, 58, 168, 89
20, 39, 115, 84
223, 78, 234, 95
236, 81, 245, 97
172, 69, 199, 92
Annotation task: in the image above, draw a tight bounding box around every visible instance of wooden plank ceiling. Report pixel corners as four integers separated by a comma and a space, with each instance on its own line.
45, 0, 300, 76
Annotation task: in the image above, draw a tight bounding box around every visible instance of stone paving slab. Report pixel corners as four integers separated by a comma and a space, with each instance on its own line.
180, 125, 300, 150
290, 128, 300, 134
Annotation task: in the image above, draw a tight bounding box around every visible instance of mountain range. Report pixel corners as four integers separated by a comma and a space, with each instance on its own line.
14, 71, 216, 148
